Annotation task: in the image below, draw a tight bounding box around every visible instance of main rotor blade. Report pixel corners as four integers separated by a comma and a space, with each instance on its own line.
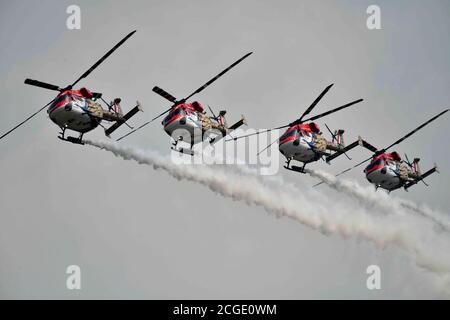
301, 98, 363, 123
299, 84, 334, 122
314, 109, 449, 186
24, 79, 61, 91
183, 52, 253, 102
381, 109, 449, 153
257, 138, 279, 156
0, 99, 54, 142
225, 124, 289, 142
71, 30, 136, 88
117, 105, 175, 141
152, 86, 177, 103
315, 155, 373, 186
116, 121, 150, 142
146, 52, 253, 134
339, 156, 373, 175
132, 105, 174, 136
151, 107, 173, 122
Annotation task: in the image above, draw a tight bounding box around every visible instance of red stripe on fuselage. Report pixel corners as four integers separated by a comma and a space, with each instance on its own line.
48, 100, 70, 114
164, 114, 184, 128
279, 135, 297, 146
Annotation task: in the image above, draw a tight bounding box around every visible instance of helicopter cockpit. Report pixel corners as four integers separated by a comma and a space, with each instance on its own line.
364, 158, 385, 174
163, 107, 186, 126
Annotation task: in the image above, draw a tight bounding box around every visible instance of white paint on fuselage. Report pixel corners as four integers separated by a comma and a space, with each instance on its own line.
164, 112, 204, 145
365, 162, 401, 191
48, 98, 98, 133
279, 136, 317, 163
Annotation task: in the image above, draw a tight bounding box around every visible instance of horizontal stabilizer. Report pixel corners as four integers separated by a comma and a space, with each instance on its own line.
228, 115, 247, 131
105, 101, 143, 137
404, 165, 438, 190
358, 137, 378, 153
326, 140, 360, 163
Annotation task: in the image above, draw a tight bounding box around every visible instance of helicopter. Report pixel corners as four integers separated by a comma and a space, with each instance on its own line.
0, 30, 142, 145
116, 52, 252, 155
314, 109, 449, 192
229, 84, 365, 173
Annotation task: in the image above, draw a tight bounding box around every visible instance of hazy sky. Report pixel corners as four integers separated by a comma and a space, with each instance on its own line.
0, 0, 449, 299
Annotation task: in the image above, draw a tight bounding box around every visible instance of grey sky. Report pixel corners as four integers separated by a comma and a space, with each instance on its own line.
0, 0, 449, 299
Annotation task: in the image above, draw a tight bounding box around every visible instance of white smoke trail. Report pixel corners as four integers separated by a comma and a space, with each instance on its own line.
85, 139, 450, 294
307, 169, 450, 232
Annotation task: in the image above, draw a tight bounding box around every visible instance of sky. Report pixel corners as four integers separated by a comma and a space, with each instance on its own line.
0, 0, 449, 299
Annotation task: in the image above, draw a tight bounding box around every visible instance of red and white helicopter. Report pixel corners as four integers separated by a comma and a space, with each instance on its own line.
315, 109, 449, 191
229, 84, 365, 172
117, 52, 252, 154
0, 31, 142, 145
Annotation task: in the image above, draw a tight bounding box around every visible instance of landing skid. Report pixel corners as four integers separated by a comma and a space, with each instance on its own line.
284, 158, 307, 174
58, 127, 84, 145
171, 136, 195, 156
171, 146, 194, 156
284, 165, 307, 174
58, 136, 85, 145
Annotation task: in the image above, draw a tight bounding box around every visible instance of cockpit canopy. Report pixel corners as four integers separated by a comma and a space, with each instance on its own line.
163, 107, 186, 125
279, 123, 319, 142
48, 89, 88, 113
364, 158, 385, 173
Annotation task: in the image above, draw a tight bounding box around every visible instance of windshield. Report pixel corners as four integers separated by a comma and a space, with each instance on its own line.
163, 108, 185, 124
279, 129, 299, 142
365, 158, 384, 173
48, 94, 71, 112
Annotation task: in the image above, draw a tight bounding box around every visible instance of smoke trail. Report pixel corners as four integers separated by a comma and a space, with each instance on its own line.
307, 169, 450, 232
85, 139, 450, 293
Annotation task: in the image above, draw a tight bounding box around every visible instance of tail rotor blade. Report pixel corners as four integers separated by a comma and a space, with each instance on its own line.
0, 99, 54, 142
324, 123, 336, 140
208, 105, 218, 120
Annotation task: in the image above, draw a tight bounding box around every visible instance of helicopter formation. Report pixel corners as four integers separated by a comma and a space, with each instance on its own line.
1, 30, 448, 194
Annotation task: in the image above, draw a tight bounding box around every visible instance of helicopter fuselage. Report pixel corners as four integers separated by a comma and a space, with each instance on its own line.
364, 152, 406, 191
278, 123, 323, 164
162, 102, 223, 146
48, 89, 99, 133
